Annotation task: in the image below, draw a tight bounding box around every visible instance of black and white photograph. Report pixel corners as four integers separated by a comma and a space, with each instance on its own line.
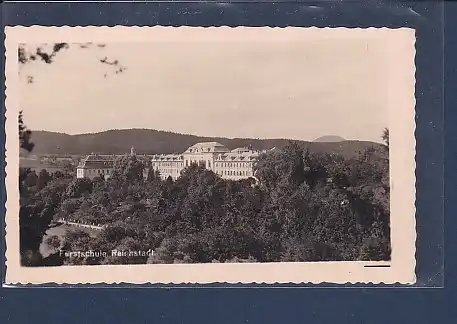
5, 27, 416, 284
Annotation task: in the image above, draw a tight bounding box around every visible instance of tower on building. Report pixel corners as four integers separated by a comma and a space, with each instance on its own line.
130, 146, 136, 156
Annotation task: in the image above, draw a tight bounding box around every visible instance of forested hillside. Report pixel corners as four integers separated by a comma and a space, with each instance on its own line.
30, 129, 381, 159
20, 141, 390, 266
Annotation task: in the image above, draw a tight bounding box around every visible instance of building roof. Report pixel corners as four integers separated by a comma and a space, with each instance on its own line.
149, 143, 268, 161
77, 154, 114, 169
151, 154, 184, 161
231, 147, 251, 154
84, 154, 112, 162
185, 142, 230, 154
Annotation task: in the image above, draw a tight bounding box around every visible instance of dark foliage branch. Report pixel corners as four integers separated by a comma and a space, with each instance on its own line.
18, 43, 69, 65
18, 110, 34, 153
18, 42, 127, 83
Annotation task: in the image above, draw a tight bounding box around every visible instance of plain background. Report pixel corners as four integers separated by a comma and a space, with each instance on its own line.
1, 1, 449, 323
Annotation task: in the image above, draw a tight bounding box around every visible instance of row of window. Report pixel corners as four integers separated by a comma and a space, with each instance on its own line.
188, 148, 212, 153
157, 169, 179, 175
151, 162, 184, 167
152, 161, 254, 169
215, 162, 253, 168
216, 170, 252, 177
184, 160, 209, 167
155, 167, 252, 177
84, 169, 111, 175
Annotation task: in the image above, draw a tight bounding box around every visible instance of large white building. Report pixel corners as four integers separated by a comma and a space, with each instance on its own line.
151, 142, 264, 181
77, 143, 267, 182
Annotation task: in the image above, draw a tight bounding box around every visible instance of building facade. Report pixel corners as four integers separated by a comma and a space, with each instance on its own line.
151, 142, 264, 181
76, 154, 115, 180
77, 147, 145, 180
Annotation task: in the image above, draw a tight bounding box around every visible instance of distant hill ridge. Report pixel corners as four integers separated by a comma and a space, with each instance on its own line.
27, 129, 381, 158
313, 135, 346, 143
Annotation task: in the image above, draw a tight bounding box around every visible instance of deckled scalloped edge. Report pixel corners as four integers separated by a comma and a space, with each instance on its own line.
4, 26, 417, 286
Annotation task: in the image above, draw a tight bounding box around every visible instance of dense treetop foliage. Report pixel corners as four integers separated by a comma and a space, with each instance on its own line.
20, 134, 390, 266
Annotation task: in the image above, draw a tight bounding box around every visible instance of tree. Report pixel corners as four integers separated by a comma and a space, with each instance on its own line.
36, 169, 52, 190
254, 141, 306, 190
147, 168, 162, 185
18, 110, 34, 152
59, 198, 81, 218
382, 128, 389, 147
24, 169, 38, 187
61, 229, 93, 265
45, 235, 61, 251
65, 178, 93, 198
102, 237, 149, 265
111, 154, 145, 183
18, 114, 50, 266
19, 43, 69, 65
99, 221, 139, 244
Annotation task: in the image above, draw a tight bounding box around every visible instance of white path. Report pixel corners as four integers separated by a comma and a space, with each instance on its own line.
57, 219, 104, 231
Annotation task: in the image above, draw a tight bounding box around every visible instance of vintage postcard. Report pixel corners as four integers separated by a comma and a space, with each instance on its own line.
4, 26, 416, 284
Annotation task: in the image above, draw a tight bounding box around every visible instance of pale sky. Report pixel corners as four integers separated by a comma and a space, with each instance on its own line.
19, 31, 389, 143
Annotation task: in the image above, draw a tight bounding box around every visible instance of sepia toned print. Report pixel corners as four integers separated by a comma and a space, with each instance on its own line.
5, 27, 416, 284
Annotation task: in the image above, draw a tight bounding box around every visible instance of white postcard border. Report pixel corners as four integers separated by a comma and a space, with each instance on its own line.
4, 26, 416, 284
